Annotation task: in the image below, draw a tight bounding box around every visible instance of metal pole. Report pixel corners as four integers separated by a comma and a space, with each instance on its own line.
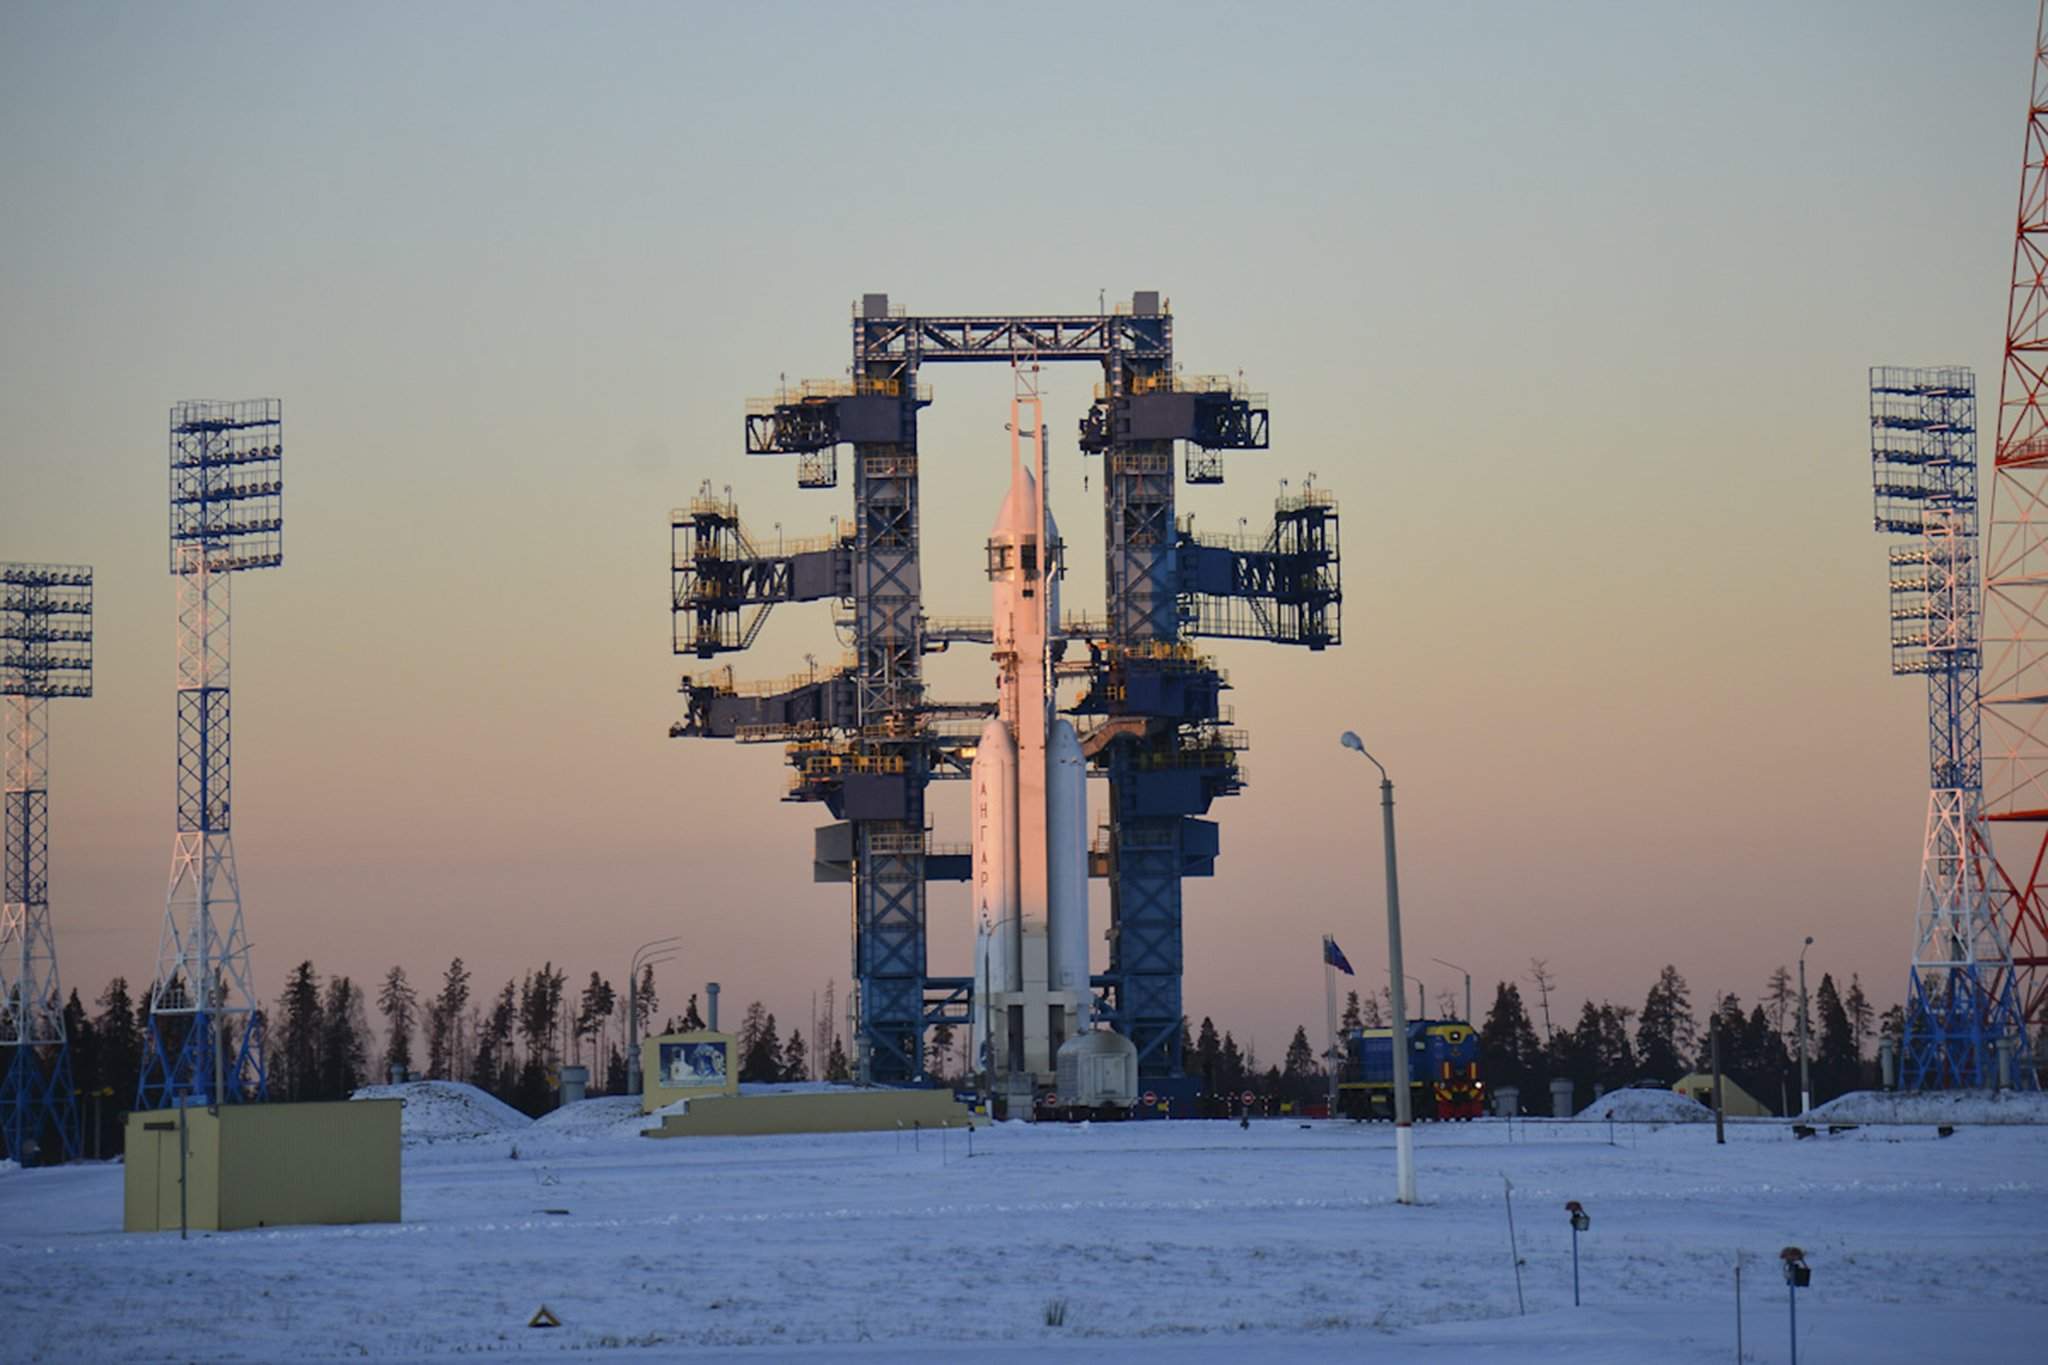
1323, 947, 1339, 1119
1711, 1014, 1726, 1146
1381, 776, 1415, 1203
1788, 1276, 1798, 1365
1344, 731, 1414, 1203
1571, 1221, 1580, 1307
177, 1098, 188, 1241
1735, 1255, 1743, 1363
1502, 1174, 1524, 1313
1797, 937, 1813, 1115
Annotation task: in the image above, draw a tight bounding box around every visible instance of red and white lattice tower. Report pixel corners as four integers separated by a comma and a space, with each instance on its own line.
1979, 1, 2048, 1035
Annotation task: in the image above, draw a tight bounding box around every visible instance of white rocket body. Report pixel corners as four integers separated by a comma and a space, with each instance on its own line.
970, 398, 1090, 1093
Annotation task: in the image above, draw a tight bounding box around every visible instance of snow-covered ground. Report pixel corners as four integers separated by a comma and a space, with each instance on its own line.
2, 1112, 2043, 1362
1576, 1087, 1711, 1123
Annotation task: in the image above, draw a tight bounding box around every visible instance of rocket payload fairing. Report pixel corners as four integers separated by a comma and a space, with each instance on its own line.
971, 374, 1090, 1093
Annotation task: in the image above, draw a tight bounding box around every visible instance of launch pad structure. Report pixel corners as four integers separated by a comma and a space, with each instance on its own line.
671, 292, 1342, 1097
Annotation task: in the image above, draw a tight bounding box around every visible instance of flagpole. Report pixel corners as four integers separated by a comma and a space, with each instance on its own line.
1324, 941, 1340, 1119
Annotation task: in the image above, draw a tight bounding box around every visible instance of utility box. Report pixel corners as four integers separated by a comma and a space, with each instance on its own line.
124, 1099, 400, 1233
1551, 1078, 1575, 1118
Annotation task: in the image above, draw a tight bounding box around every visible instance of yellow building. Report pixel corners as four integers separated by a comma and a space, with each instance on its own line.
124, 1099, 401, 1233
1673, 1073, 1773, 1118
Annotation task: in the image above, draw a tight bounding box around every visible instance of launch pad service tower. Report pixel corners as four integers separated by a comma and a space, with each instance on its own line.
670, 292, 1342, 1112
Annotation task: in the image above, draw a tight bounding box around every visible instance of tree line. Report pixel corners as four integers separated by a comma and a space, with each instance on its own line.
51, 952, 1892, 1156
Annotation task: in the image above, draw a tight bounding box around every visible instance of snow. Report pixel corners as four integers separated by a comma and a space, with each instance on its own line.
531, 1096, 658, 1139
1575, 1087, 1711, 1123
348, 1079, 534, 1143
0, 1158, 16, 1177
1, 1115, 2043, 1361
1807, 1088, 2048, 1125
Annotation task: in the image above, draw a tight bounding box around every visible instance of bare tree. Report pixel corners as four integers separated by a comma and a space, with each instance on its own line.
1527, 958, 1557, 1038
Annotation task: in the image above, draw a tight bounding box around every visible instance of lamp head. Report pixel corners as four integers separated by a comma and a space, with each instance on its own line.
1805, 936, 1814, 946
1340, 731, 1364, 752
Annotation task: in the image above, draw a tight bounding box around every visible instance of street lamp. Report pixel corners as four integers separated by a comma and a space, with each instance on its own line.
1432, 957, 1472, 1026
1341, 730, 1416, 1205
1797, 935, 1814, 1115
627, 935, 683, 1096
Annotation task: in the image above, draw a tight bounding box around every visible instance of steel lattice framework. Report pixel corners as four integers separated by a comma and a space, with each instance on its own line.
137, 399, 282, 1109
1981, 3, 2048, 1042
1870, 369, 2032, 1088
0, 563, 91, 1162
674, 293, 1341, 1096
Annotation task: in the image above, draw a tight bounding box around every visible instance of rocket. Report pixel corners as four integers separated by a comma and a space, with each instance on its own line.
971, 379, 1090, 1092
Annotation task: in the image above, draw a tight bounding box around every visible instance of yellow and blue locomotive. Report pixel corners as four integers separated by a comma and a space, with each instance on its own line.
1336, 1019, 1484, 1120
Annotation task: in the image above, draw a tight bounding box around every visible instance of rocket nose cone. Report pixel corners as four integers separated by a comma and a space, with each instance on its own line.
994, 464, 1037, 535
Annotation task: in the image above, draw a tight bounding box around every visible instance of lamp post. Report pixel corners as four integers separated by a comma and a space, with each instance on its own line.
627, 936, 682, 1096
1797, 936, 1814, 1115
1341, 730, 1415, 1205
1432, 957, 1472, 1025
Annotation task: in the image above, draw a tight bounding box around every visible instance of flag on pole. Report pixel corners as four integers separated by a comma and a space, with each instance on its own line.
1322, 936, 1355, 976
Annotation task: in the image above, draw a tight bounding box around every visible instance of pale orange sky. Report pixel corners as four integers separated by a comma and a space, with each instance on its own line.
1, 2, 2028, 1056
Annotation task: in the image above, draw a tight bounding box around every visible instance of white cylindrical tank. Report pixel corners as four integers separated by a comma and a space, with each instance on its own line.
1046, 718, 1090, 1024
970, 717, 1020, 995
1054, 1029, 1140, 1112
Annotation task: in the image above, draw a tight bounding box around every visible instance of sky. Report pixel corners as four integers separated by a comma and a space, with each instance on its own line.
0, 1, 2036, 1064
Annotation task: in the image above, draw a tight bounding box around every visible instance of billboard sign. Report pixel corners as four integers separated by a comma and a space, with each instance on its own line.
659, 1039, 730, 1090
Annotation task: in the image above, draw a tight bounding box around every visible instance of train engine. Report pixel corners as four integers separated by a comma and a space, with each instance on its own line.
1337, 1019, 1484, 1120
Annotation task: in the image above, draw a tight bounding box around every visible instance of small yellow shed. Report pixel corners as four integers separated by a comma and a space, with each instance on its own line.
1673, 1073, 1773, 1118
124, 1099, 401, 1233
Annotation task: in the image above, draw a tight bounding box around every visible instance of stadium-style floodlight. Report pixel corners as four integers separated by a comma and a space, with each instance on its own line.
1339, 729, 1414, 1205
0, 562, 93, 1163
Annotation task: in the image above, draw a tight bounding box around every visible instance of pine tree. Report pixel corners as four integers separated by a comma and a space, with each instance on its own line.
1763, 965, 1796, 1038
276, 961, 324, 1101
1480, 981, 1543, 1108
635, 965, 660, 1035
681, 991, 703, 1030
783, 1028, 810, 1082
433, 958, 470, 1080
575, 972, 615, 1070
1284, 1025, 1317, 1078
1220, 1031, 1245, 1094
1340, 991, 1363, 1032
318, 976, 369, 1099
736, 1000, 767, 1064
92, 977, 143, 1123
473, 980, 517, 1097
1815, 972, 1855, 1101
1359, 992, 1385, 1028
1527, 959, 1557, 1038
378, 966, 418, 1078
1844, 975, 1874, 1062
824, 1033, 851, 1082
741, 1011, 782, 1082
1636, 965, 1692, 1082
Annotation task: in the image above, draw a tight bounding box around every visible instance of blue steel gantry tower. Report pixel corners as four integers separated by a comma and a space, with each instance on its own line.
138, 399, 284, 1108
0, 563, 91, 1162
1869, 367, 2033, 1089
672, 293, 1341, 1095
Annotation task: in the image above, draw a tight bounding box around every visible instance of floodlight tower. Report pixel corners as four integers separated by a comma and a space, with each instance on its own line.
137, 399, 283, 1109
1870, 368, 2032, 1088
0, 563, 91, 1162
